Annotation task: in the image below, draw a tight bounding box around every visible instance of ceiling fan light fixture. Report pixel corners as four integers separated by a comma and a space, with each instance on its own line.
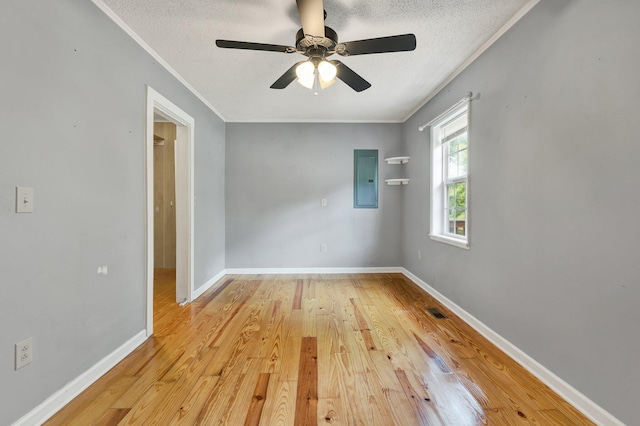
318, 60, 337, 83
296, 61, 315, 89
296, 59, 336, 93
319, 76, 336, 90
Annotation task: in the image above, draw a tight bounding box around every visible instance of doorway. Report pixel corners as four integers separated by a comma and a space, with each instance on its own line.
153, 121, 177, 322
145, 86, 195, 337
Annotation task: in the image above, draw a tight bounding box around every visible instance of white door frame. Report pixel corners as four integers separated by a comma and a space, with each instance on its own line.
145, 86, 195, 337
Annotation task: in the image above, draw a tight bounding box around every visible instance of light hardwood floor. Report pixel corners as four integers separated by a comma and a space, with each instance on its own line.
46, 271, 593, 425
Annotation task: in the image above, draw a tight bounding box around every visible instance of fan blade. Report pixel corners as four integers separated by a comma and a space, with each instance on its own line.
336, 34, 416, 56
270, 62, 305, 89
216, 39, 295, 53
296, 0, 325, 38
331, 60, 371, 92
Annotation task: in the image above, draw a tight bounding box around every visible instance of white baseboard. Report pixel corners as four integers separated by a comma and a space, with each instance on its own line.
192, 269, 228, 300
224, 267, 403, 275
12, 330, 147, 426
400, 268, 624, 426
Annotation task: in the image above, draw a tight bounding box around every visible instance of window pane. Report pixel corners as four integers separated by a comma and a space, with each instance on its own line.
447, 152, 459, 179
446, 134, 468, 179
459, 148, 468, 176
447, 184, 455, 211
449, 134, 467, 153
457, 136, 468, 175
455, 181, 466, 211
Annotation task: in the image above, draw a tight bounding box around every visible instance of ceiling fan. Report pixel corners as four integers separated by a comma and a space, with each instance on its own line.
215, 0, 416, 93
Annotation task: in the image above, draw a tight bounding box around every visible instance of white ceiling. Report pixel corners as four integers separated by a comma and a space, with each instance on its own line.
99, 0, 534, 122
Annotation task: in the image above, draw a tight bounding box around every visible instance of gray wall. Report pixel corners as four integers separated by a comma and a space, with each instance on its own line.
0, 0, 225, 423
226, 123, 403, 268
401, 0, 640, 424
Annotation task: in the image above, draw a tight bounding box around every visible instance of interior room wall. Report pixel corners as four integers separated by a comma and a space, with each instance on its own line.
0, 0, 225, 423
225, 123, 404, 268
153, 122, 177, 269
400, 1, 640, 424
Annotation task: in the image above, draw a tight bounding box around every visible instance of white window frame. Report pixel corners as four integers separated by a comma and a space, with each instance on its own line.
429, 99, 470, 250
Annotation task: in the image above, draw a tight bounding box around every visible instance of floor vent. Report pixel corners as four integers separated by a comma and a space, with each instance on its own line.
426, 307, 448, 319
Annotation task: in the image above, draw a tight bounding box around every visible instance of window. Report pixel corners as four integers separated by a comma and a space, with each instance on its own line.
429, 100, 469, 249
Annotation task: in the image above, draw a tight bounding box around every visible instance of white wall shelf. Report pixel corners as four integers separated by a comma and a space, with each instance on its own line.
385, 157, 409, 184
385, 179, 409, 186
384, 156, 410, 164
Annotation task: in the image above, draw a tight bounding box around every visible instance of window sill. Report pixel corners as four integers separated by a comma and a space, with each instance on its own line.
429, 234, 470, 250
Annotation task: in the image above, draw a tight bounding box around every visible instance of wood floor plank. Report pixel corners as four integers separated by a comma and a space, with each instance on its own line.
196, 277, 234, 307
92, 408, 131, 426
349, 298, 378, 351
317, 398, 349, 425
294, 336, 318, 426
111, 348, 182, 409
203, 297, 266, 376
205, 281, 261, 349
43, 376, 138, 426
301, 298, 317, 338
304, 278, 316, 301
168, 375, 220, 425
244, 373, 271, 426
45, 272, 595, 426
292, 279, 303, 310
334, 351, 383, 425
139, 347, 220, 424
258, 379, 296, 426
395, 367, 444, 425
537, 408, 595, 426
279, 310, 303, 382
116, 381, 170, 425
200, 357, 265, 425
317, 314, 346, 398
366, 350, 420, 425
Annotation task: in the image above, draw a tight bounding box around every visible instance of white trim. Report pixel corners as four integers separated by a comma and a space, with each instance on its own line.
428, 234, 470, 250
145, 86, 195, 336
223, 118, 404, 124
404, 0, 540, 122
192, 269, 228, 300
90, 0, 224, 121
12, 331, 147, 426
174, 124, 194, 305
224, 267, 403, 275
399, 268, 625, 426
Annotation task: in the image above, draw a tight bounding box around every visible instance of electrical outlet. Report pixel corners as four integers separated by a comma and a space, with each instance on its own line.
418, 250, 421, 260
321, 198, 327, 207
15, 338, 32, 370
321, 243, 327, 252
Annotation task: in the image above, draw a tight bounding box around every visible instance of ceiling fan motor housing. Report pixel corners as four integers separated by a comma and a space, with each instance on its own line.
296, 27, 338, 58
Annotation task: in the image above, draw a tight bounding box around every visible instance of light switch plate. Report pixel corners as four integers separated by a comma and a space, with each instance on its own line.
16, 187, 33, 213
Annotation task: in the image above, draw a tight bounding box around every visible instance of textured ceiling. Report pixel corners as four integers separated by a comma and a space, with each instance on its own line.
98, 0, 534, 122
